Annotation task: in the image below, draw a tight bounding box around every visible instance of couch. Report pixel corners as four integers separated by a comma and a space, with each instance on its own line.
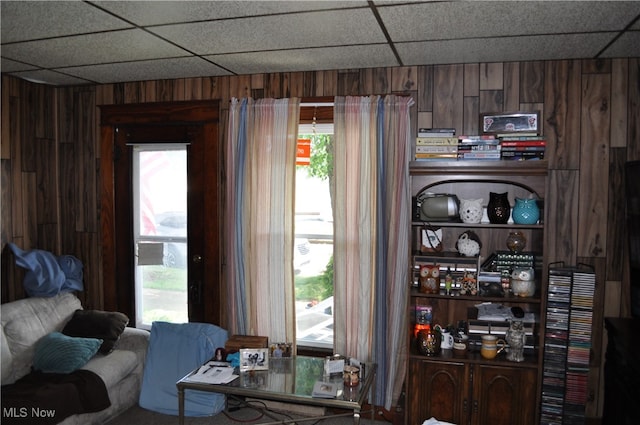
1, 292, 149, 425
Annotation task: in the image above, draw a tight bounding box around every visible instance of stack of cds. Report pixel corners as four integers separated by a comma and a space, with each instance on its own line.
541, 266, 595, 424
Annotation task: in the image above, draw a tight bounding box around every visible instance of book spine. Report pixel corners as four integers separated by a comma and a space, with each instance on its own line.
415, 153, 458, 159
416, 137, 458, 145
416, 145, 458, 153
458, 145, 501, 151
500, 146, 546, 152
500, 140, 547, 147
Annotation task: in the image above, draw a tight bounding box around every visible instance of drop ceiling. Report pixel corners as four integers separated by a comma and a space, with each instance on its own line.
2, 1, 639, 87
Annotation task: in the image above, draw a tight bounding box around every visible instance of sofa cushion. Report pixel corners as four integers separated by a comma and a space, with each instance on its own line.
1, 292, 82, 385
33, 332, 102, 374
62, 309, 129, 354
81, 349, 138, 389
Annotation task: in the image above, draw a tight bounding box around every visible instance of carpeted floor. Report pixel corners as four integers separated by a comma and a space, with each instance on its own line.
105, 400, 390, 425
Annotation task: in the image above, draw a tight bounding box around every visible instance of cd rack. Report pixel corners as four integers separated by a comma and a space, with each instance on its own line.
540, 263, 595, 425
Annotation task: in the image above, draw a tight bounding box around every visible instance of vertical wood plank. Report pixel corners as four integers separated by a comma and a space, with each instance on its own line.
391, 66, 416, 93
464, 63, 479, 96
479, 63, 503, 90
607, 148, 627, 281
289, 72, 305, 97
628, 59, 640, 161
544, 60, 582, 170
546, 169, 579, 264
503, 62, 520, 112
337, 70, 360, 96
578, 73, 610, 258
321, 70, 338, 96
433, 64, 463, 130
520, 61, 544, 103
302, 71, 318, 97
463, 97, 479, 135
416, 65, 433, 113
610, 59, 628, 148
479, 90, 503, 114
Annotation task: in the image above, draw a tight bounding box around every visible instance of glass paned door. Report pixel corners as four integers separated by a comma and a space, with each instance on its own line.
133, 145, 188, 329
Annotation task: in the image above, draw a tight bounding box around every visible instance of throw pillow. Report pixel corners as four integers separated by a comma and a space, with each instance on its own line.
33, 332, 102, 374
62, 309, 129, 354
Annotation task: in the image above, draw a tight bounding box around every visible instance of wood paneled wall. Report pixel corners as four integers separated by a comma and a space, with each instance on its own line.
2, 58, 639, 418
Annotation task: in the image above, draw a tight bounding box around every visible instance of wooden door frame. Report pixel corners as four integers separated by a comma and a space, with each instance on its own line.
99, 100, 221, 324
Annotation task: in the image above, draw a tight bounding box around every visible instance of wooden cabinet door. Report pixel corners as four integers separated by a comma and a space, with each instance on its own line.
408, 359, 468, 425
472, 365, 537, 425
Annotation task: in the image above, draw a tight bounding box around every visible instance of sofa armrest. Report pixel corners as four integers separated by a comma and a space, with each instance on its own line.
115, 327, 150, 365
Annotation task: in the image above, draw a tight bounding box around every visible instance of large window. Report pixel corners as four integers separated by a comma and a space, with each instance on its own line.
295, 128, 334, 349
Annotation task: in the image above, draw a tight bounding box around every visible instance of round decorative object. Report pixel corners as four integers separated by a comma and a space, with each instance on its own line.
511, 267, 536, 297
459, 198, 484, 224
416, 329, 441, 356
512, 197, 540, 224
457, 230, 482, 257
506, 231, 527, 253
505, 320, 526, 362
487, 192, 511, 224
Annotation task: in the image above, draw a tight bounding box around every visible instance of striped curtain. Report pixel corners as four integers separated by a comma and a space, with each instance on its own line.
333, 95, 413, 409
225, 97, 300, 344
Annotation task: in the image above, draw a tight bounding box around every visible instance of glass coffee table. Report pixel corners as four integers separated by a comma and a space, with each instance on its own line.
176, 355, 376, 425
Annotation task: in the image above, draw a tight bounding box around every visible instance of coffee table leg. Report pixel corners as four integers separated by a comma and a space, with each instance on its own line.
177, 386, 184, 425
353, 410, 360, 425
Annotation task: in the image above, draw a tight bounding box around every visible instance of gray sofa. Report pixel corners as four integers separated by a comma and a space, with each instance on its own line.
1, 292, 149, 425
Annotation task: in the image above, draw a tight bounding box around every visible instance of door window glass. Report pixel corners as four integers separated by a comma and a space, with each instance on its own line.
133, 145, 188, 329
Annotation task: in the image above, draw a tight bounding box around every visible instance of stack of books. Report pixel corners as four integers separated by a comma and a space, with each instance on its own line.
498, 134, 546, 161
415, 128, 458, 161
457, 135, 501, 161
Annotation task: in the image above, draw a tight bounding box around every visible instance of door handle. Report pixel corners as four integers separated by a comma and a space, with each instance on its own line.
192, 254, 202, 264
189, 280, 202, 304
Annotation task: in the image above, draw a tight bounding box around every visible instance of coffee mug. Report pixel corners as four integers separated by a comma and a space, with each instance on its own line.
453, 334, 469, 357
441, 331, 454, 349
480, 334, 506, 360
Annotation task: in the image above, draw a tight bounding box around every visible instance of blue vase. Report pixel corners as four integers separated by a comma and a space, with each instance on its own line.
512, 198, 540, 224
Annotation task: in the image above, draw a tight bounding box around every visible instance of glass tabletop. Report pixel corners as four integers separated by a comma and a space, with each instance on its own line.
178, 355, 376, 409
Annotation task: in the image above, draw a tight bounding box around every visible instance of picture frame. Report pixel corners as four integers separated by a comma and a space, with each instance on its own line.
269, 342, 292, 358
480, 111, 540, 135
239, 348, 270, 371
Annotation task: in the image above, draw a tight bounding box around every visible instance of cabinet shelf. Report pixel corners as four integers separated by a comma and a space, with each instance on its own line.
408, 348, 540, 368
409, 289, 542, 305
411, 221, 544, 230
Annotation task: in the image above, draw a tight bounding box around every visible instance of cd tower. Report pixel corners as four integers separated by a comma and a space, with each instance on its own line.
541, 264, 595, 424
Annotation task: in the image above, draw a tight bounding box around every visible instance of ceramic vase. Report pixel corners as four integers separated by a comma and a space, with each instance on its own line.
505, 320, 526, 362
487, 192, 510, 224
506, 231, 527, 253
512, 197, 540, 224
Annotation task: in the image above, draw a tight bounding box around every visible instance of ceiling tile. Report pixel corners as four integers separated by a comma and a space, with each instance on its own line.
396, 33, 615, 65
378, 1, 640, 41
1, 58, 37, 73
0, 1, 132, 43
61, 57, 232, 84
599, 32, 640, 58
150, 9, 386, 55
8, 69, 94, 86
207, 44, 399, 75
1, 29, 190, 68
95, 1, 368, 26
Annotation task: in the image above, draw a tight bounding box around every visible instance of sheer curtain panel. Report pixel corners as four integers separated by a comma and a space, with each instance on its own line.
333, 95, 413, 409
225, 98, 300, 345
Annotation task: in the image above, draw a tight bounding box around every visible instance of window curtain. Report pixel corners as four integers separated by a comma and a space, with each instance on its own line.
225, 97, 300, 344
333, 95, 413, 409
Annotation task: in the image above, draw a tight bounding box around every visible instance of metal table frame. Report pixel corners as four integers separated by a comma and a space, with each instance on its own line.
176, 356, 376, 425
